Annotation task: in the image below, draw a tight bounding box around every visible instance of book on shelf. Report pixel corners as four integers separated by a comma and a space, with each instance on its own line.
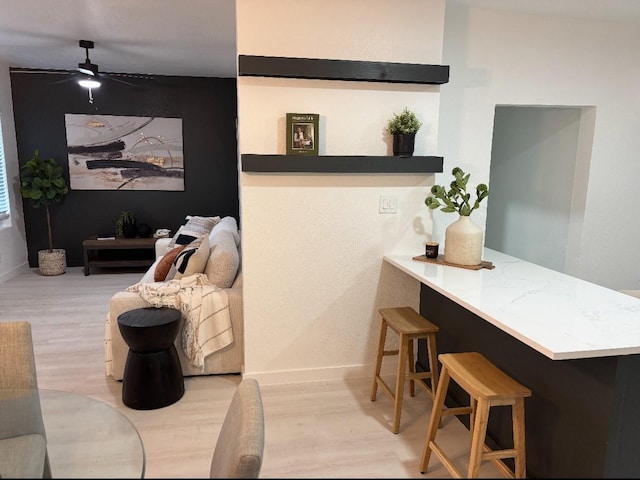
96, 233, 116, 240
286, 113, 319, 156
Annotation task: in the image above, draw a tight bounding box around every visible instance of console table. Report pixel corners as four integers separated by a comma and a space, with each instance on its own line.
82, 237, 156, 276
384, 249, 640, 478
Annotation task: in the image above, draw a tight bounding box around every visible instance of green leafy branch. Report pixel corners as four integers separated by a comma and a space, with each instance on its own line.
425, 167, 489, 216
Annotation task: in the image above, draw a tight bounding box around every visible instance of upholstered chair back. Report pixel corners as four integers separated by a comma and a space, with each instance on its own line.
210, 378, 265, 478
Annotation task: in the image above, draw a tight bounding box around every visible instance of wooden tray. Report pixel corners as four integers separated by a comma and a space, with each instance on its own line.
412, 254, 494, 270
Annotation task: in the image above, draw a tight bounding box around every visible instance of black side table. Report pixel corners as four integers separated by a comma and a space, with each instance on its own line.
117, 307, 185, 410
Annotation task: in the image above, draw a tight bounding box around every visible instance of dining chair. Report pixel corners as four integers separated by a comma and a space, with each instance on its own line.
0, 321, 51, 478
210, 378, 265, 478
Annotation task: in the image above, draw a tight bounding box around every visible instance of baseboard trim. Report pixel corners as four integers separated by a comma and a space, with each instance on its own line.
0, 262, 28, 285
244, 362, 398, 386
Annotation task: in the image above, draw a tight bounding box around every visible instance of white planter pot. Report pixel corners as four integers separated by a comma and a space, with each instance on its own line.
38, 249, 67, 276
444, 215, 483, 266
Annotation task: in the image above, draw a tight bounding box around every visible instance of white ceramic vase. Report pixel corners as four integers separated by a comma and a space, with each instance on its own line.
444, 215, 483, 266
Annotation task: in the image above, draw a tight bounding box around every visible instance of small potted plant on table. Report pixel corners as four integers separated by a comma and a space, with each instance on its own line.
116, 211, 137, 238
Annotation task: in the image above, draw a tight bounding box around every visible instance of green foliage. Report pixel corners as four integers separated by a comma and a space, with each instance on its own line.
20, 150, 69, 208
20, 150, 69, 251
116, 211, 135, 237
386, 107, 423, 135
425, 167, 489, 217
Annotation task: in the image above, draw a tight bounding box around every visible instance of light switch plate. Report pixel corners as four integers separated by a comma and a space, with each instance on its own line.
379, 195, 398, 214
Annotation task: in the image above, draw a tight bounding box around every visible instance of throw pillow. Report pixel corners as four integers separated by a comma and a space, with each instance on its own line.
204, 230, 240, 288
173, 236, 210, 279
154, 244, 187, 282
168, 215, 220, 249
208, 216, 240, 246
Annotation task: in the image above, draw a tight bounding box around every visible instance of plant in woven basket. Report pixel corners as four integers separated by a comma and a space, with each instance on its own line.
20, 149, 69, 252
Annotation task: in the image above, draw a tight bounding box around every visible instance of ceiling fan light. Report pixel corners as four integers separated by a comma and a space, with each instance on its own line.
78, 77, 101, 89
78, 66, 95, 76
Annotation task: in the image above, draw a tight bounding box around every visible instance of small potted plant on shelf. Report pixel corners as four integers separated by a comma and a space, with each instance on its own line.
424, 166, 489, 266
116, 211, 137, 238
20, 149, 69, 276
386, 107, 423, 157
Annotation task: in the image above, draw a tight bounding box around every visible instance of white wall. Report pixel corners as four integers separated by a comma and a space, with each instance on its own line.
237, 0, 446, 384
438, 2, 640, 289
0, 61, 28, 283
486, 106, 582, 273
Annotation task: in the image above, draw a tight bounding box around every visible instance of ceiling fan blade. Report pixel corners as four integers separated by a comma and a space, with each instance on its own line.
50, 78, 75, 85
101, 73, 137, 87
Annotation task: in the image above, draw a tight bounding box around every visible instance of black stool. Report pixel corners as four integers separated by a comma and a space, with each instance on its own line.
118, 307, 185, 410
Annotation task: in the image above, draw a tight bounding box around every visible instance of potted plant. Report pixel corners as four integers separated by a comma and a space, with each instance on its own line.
20, 149, 69, 275
116, 211, 137, 238
424, 166, 489, 266
386, 107, 423, 157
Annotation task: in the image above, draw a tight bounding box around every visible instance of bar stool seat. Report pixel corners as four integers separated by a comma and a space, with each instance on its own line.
370, 306, 440, 434
420, 352, 531, 478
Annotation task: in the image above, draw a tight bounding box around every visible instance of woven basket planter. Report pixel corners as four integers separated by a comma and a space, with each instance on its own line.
38, 249, 66, 276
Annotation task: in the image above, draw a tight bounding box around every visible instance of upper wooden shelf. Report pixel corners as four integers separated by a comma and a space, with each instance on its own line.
238, 55, 449, 85
241, 155, 443, 173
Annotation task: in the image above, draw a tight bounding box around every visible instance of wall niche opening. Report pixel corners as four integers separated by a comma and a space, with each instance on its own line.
485, 105, 595, 275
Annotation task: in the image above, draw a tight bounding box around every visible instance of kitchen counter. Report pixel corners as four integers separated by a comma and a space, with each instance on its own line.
384, 248, 640, 360
384, 248, 640, 478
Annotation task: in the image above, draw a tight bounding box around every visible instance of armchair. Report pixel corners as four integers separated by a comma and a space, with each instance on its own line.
0, 321, 51, 478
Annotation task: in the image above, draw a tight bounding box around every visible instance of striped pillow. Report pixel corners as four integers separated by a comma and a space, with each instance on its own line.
168, 215, 220, 249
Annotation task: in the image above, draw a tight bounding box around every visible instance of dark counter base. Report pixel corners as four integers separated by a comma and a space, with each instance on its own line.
417, 285, 640, 478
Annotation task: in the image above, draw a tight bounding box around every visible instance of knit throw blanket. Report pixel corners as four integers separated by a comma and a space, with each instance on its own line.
126, 273, 233, 368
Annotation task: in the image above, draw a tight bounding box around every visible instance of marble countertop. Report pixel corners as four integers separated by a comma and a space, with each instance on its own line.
384, 249, 640, 360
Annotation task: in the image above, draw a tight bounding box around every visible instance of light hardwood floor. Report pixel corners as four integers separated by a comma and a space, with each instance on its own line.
0, 266, 504, 478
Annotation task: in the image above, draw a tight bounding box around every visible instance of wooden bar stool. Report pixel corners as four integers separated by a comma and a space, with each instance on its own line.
370, 306, 440, 434
420, 352, 531, 478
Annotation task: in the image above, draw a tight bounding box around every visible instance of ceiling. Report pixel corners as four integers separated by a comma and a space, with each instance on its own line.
457, 0, 640, 25
1, 0, 639, 80
0, 0, 237, 78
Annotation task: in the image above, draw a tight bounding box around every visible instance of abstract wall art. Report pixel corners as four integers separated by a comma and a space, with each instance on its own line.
65, 114, 184, 190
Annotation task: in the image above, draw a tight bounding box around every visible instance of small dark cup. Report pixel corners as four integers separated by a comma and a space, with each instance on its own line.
425, 242, 439, 259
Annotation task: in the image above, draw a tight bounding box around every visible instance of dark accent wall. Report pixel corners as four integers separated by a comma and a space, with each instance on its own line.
10, 70, 239, 267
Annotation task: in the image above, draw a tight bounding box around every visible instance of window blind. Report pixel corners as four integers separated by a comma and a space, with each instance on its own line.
0, 118, 10, 221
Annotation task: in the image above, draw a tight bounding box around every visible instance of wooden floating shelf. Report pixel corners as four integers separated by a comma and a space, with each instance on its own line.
241, 155, 444, 173
238, 55, 449, 85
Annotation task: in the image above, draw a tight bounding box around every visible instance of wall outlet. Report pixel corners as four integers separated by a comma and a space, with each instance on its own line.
379, 195, 398, 214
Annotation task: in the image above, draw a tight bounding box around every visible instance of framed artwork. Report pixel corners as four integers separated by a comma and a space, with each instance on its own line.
64, 114, 184, 191
286, 113, 319, 155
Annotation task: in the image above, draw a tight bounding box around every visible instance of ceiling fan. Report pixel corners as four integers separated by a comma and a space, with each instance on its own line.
10, 40, 154, 103
73, 39, 147, 103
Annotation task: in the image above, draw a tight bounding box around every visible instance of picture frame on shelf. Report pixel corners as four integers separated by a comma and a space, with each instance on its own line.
286, 113, 319, 155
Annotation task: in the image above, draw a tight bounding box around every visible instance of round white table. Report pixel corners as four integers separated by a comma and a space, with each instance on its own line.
40, 390, 145, 478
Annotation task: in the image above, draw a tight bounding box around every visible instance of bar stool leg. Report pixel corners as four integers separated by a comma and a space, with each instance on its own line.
469, 397, 478, 450
370, 319, 388, 401
419, 366, 451, 473
468, 398, 490, 478
426, 334, 439, 396
513, 398, 527, 478
392, 334, 409, 434
408, 337, 416, 397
